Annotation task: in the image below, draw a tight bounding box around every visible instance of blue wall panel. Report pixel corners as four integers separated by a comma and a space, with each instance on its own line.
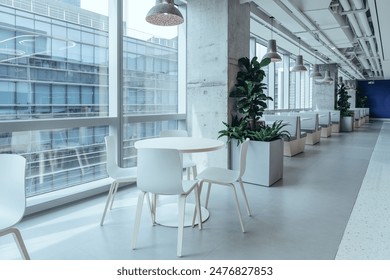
358, 80, 390, 118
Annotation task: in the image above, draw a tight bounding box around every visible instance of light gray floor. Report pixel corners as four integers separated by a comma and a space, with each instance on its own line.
0, 121, 384, 260
337, 122, 390, 259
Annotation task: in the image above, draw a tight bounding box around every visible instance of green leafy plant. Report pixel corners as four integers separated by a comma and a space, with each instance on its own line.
336, 83, 352, 117
230, 56, 273, 130
248, 120, 290, 142
218, 115, 248, 144
218, 56, 289, 143
356, 88, 368, 108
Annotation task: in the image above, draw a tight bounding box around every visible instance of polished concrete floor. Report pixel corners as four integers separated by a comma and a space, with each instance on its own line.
0, 121, 386, 260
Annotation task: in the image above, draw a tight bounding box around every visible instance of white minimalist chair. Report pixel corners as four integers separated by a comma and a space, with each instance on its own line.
100, 136, 137, 226
196, 139, 251, 232
0, 154, 30, 260
132, 148, 202, 257
160, 130, 197, 179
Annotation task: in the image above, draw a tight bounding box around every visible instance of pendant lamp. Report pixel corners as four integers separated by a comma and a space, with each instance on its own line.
291, 37, 307, 72
310, 64, 322, 78
146, 0, 184, 26
323, 69, 334, 83
262, 17, 282, 62
310, 50, 322, 79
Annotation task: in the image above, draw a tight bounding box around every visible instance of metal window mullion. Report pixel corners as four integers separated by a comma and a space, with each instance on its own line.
108, 0, 124, 167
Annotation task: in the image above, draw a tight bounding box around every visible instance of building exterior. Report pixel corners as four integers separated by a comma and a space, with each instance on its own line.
0, 0, 179, 196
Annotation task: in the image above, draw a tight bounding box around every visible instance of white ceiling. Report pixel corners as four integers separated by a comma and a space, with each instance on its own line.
249, 0, 390, 80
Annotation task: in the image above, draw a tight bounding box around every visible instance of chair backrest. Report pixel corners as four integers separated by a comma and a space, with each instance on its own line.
238, 139, 250, 178
104, 135, 119, 176
0, 154, 27, 226
160, 130, 189, 137
137, 148, 184, 195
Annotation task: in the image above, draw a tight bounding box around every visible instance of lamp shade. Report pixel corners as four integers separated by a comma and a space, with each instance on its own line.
291, 55, 307, 72
146, 0, 184, 26
310, 64, 322, 79
263, 39, 282, 62
323, 70, 333, 83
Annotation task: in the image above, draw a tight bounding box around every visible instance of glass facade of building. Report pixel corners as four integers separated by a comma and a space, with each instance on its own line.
0, 0, 179, 196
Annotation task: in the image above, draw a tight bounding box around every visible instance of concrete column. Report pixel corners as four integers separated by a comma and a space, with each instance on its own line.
187, 0, 250, 169
312, 63, 338, 110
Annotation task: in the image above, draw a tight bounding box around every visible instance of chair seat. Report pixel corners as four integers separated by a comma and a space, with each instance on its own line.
197, 167, 240, 184
110, 168, 137, 182
0, 212, 21, 230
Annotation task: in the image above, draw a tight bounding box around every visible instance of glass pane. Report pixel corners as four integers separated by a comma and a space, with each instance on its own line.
122, 120, 178, 168
121, 0, 181, 168
0, 0, 110, 197
0, 0, 109, 120
122, 0, 179, 116
0, 126, 108, 197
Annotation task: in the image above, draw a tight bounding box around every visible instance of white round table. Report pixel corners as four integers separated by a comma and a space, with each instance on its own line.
134, 137, 225, 153
134, 136, 225, 227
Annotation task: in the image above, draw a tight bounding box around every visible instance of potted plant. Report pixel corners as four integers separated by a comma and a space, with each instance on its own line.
218, 56, 290, 187
336, 82, 353, 132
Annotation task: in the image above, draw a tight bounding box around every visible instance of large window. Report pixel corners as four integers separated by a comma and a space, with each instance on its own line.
121, 0, 182, 168
254, 40, 313, 112
0, 0, 183, 197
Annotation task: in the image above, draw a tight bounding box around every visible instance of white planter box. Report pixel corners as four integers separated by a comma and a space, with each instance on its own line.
340, 116, 353, 132
231, 139, 284, 187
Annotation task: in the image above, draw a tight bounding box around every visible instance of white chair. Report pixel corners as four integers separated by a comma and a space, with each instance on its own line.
160, 130, 197, 180
0, 154, 30, 260
132, 148, 202, 257
100, 136, 137, 226
196, 139, 251, 232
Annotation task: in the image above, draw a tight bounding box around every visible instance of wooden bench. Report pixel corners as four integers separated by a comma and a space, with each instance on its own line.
263, 115, 306, 157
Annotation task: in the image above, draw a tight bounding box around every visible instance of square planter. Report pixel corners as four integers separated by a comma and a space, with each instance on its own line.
340, 116, 353, 132
231, 139, 284, 187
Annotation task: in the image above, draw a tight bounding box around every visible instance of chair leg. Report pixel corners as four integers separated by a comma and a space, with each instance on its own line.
205, 182, 212, 208
1, 228, 30, 260
238, 179, 251, 216
192, 180, 203, 227
229, 184, 245, 233
100, 181, 117, 226
177, 194, 186, 257
192, 166, 197, 180
131, 191, 146, 250
192, 185, 202, 230
149, 194, 157, 225
109, 181, 120, 210
11, 228, 30, 260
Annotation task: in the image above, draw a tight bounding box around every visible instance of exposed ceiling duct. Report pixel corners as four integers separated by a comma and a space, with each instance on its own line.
338, 0, 381, 78
247, 0, 385, 80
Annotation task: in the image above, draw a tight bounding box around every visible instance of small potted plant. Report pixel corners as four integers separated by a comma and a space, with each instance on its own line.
336, 82, 353, 132
218, 56, 290, 187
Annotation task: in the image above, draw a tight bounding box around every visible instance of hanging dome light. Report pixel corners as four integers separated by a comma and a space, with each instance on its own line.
310, 49, 322, 78
146, 0, 184, 26
291, 38, 307, 72
292, 55, 308, 72
323, 70, 334, 83
262, 17, 282, 62
310, 64, 322, 78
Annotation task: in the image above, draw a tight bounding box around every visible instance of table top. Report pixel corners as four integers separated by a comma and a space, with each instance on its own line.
134, 137, 225, 153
